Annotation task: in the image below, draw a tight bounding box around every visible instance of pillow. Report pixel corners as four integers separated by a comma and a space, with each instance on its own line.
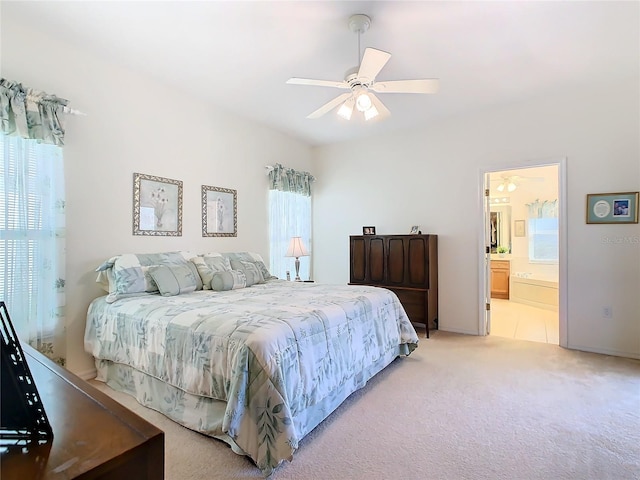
211, 270, 246, 291
96, 251, 197, 303
148, 263, 201, 297
95, 257, 117, 292
230, 260, 264, 286
190, 255, 232, 290
222, 252, 277, 281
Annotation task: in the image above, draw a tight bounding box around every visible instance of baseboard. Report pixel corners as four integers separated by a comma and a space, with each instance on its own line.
566, 343, 640, 360
438, 326, 480, 336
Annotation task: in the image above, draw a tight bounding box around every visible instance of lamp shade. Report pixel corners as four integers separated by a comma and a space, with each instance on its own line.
285, 237, 309, 258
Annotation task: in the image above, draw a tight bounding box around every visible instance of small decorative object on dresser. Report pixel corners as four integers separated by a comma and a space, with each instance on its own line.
410, 225, 419, 234
363, 226, 376, 235
349, 234, 438, 338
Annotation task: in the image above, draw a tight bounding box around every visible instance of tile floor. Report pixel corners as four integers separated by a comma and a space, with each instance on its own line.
490, 298, 559, 345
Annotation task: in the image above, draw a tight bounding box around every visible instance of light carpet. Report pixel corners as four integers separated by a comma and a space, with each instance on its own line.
91, 331, 640, 479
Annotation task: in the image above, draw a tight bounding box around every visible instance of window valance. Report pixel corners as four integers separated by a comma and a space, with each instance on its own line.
0, 78, 69, 146
268, 163, 315, 197
527, 199, 558, 218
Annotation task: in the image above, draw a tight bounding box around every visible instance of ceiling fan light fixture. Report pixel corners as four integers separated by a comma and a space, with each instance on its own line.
507, 182, 517, 192
337, 101, 354, 120
286, 13, 439, 121
497, 183, 505, 192
355, 92, 372, 112
364, 105, 379, 121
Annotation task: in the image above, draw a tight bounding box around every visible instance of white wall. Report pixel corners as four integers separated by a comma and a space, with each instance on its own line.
313, 76, 640, 359
1, 20, 314, 376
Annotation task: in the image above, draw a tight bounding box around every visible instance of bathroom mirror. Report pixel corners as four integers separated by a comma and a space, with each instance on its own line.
490, 205, 511, 253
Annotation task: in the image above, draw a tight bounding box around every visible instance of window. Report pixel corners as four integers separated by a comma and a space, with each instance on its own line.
0, 134, 65, 348
268, 190, 311, 280
528, 217, 558, 262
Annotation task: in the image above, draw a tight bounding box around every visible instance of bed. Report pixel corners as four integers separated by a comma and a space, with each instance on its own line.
84, 251, 419, 476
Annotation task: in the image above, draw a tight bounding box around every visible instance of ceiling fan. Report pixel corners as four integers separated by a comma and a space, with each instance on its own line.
286, 14, 439, 121
492, 175, 545, 193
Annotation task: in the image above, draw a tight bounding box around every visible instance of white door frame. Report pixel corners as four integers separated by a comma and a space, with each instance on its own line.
477, 158, 568, 348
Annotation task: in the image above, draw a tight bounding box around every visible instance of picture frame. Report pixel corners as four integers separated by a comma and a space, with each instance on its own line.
133, 172, 182, 236
514, 219, 526, 237
202, 185, 237, 237
586, 192, 639, 224
410, 225, 420, 234
363, 226, 376, 235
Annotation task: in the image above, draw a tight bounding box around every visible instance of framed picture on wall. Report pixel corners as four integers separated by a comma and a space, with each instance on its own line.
514, 220, 526, 237
133, 172, 182, 236
202, 185, 237, 237
586, 192, 639, 224
363, 226, 376, 235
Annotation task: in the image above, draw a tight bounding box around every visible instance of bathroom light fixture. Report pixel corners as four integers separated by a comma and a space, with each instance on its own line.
285, 237, 309, 281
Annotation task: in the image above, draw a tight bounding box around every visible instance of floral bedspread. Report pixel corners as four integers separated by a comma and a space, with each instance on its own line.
85, 280, 418, 475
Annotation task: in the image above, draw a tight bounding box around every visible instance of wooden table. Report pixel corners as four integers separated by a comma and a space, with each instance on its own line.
1, 344, 164, 479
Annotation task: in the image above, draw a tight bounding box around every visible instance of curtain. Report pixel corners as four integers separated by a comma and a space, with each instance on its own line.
1, 79, 67, 365
527, 199, 558, 219
268, 163, 314, 196
1, 78, 69, 146
268, 164, 314, 280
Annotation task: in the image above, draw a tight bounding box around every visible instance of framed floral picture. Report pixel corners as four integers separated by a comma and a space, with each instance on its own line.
202, 185, 237, 237
133, 172, 182, 236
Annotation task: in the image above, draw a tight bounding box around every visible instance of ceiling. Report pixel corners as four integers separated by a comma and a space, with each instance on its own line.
3, 1, 638, 146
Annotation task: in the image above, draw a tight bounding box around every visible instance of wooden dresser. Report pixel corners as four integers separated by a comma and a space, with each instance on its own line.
349, 234, 438, 337
1, 344, 164, 480
490, 259, 510, 299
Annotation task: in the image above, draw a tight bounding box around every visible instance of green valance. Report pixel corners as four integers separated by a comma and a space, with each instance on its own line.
268, 163, 315, 196
0, 78, 69, 146
527, 199, 558, 218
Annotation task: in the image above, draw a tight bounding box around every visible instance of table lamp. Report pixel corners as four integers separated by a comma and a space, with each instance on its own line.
285, 237, 309, 281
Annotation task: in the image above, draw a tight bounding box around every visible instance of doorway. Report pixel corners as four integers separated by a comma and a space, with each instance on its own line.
479, 160, 567, 347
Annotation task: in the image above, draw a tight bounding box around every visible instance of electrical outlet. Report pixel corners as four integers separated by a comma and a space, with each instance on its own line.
602, 306, 612, 319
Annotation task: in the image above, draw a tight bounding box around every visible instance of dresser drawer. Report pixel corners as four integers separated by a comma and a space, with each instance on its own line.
389, 288, 426, 322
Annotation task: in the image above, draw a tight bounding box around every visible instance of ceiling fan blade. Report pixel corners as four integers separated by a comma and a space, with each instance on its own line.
307, 92, 353, 119
370, 79, 440, 94
286, 78, 349, 89
368, 93, 391, 119
357, 48, 391, 82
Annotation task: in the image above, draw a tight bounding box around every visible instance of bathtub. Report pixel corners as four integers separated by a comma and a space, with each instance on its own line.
510, 273, 559, 311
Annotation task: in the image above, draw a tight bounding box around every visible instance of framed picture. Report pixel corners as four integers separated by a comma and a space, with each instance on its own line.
514, 219, 526, 237
363, 226, 376, 235
202, 185, 237, 237
133, 172, 182, 236
586, 192, 639, 224
410, 225, 420, 234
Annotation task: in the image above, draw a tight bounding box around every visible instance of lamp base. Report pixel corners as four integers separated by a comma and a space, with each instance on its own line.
294, 257, 301, 281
